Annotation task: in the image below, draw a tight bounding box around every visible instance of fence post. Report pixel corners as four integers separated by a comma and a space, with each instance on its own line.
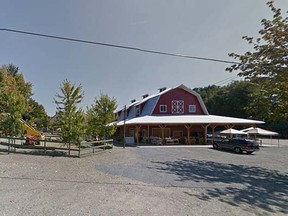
13, 137, 16, 152
44, 138, 47, 154
78, 142, 81, 158
8, 137, 10, 153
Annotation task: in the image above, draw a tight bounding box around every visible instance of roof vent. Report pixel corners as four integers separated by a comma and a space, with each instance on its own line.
131, 99, 136, 103
142, 94, 149, 99
158, 87, 167, 92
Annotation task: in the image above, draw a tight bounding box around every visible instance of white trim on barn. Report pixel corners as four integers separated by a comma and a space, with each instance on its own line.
115, 115, 264, 126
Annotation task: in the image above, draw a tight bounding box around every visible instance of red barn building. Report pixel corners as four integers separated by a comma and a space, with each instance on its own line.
114, 84, 263, 145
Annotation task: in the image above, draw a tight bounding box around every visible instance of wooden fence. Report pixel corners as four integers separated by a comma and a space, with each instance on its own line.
0, 136, 113, 158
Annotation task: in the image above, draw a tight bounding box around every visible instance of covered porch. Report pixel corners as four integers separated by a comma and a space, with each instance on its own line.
114, 115, 264, 145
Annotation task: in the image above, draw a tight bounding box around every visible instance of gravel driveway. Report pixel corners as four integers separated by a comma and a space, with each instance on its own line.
0, 144, 287, 216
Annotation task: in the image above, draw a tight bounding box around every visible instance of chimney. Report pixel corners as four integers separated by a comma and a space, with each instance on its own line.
158, 87, 167, 92
142, 94, 149, 99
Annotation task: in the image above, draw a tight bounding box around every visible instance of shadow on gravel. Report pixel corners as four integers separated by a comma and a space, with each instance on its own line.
0, 149, 69, 157
150, 159, 288, 214
113, 142, 137, 148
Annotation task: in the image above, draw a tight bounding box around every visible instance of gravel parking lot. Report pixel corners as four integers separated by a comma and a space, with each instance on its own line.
0, 143, 287, 216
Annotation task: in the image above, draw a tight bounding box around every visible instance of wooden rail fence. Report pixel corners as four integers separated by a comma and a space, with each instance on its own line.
0, 136, 113, 158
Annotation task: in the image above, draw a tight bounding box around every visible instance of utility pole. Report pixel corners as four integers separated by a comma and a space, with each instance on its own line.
123, 105, 126, 149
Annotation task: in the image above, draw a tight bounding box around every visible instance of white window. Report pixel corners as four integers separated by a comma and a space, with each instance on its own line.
172, 100, 184, 114
189, 105, 196, 113
160, 105, 167, 113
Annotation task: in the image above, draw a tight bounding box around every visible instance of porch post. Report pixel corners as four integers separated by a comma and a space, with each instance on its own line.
211, 125, 216, 142
159, 124, 166, 139
185, 124, 192, 144
147, 125, 150, 138
201, 124, 210, 144
135, 124, 141, 144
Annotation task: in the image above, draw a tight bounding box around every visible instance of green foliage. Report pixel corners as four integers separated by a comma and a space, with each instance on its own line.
194, 81, 259, 119
86, 92, 117, 139
0, 64, 48, 135
227, 1, 288, 121
0, 65, 28, 135
266, 120, 288, 138
54, 79, 85, 145
6, 64, 33, 100
195, 80, 288, 137
25, 99, 49, 129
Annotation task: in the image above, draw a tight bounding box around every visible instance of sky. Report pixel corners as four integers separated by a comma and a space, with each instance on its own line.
1, 0, 287, 116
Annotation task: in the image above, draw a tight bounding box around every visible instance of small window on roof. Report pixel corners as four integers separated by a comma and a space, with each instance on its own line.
160, 105, 167, 113
189, 105, 196, 113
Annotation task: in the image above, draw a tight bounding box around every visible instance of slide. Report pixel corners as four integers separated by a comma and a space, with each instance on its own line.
19, 119, 45, 139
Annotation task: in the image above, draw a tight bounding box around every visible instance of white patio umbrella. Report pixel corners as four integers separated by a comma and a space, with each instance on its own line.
241, 127, 254, 132
219, 128, 247, 138
242, 127, 279, 145
244, 127, 278, 136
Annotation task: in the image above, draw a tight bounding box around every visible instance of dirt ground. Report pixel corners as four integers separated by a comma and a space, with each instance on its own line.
0, 139, 287, 216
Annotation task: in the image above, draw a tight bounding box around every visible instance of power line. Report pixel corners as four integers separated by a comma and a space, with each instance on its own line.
218, 77, 239, 86
213, 76, 239, 86
0, 28, 240, 65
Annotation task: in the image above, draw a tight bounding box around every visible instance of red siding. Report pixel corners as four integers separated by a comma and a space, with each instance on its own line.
153, 88, 205, 115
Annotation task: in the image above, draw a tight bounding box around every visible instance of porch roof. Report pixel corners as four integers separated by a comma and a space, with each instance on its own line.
115, 115, 264, 126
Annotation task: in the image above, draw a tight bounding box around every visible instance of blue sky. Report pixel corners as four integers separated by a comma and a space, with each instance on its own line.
1, 0, 287, 116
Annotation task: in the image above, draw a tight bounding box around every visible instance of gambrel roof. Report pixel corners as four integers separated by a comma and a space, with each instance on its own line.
114, 84, 264, 126
117, 84, 209, 120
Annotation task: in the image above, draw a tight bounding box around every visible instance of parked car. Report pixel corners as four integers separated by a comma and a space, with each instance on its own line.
213, 138, 260, 154
207, 134, 225, 143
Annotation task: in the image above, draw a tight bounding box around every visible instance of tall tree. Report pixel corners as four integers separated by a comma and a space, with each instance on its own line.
227, 1, 288, 121
194, 81, 259, 119
0, 68, 27, 135
25, 99, 49, 130
86, 93, 117, 139
3, 64, 33, 100
0, 64, 49, 135
54, 80, 85, 145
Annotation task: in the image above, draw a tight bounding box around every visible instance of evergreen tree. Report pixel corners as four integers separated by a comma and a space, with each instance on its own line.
54, 80, 85, 145
87, 93, 117, 139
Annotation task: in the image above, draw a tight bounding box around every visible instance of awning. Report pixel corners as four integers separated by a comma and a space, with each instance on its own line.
115, 115, 264, 126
